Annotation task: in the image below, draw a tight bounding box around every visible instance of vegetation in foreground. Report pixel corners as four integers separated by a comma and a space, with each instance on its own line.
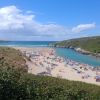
0, 47, 28, 72
0, 47, 100, 100
52, 36, 100, 53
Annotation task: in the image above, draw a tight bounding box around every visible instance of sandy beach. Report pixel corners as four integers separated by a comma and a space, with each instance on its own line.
14, 47, 100, 86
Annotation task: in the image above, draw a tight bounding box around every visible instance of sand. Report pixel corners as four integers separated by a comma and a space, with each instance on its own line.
14, 47, 100, 86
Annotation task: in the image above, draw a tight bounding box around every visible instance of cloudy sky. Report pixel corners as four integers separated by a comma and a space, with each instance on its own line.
0, 0, 100, 41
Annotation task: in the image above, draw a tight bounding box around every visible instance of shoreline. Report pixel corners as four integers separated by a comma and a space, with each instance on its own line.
55, 48, 100, 70
53, 45, 100, 58
74, 47, 100, 58
13, 46, 100, 86
54, 46, 100, 67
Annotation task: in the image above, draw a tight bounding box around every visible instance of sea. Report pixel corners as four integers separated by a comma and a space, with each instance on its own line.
0, 41, 100, 67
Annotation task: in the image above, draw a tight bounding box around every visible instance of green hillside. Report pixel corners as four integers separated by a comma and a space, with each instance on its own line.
0, 47, 28, 72
0, 47, 100, 100
53, 36, 100, 54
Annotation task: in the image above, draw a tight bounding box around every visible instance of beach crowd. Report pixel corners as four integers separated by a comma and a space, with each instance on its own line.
14, 47, 100, 85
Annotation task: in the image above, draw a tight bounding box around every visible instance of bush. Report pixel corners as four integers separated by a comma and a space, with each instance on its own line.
0, 47, 100, 100
0, 66, 100, 100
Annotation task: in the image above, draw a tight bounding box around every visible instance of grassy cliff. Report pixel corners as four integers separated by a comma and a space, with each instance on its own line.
0, 47, 100, 100
0, 47, 28, 72
53, 36, 100, 54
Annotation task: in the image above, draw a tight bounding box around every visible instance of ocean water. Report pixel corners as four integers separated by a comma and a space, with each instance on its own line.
0, 41, 54, 47
0, 41, 100, 67
56, 48, 100, 67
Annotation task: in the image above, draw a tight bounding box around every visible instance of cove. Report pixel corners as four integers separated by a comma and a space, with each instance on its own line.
55, 48, 100, 67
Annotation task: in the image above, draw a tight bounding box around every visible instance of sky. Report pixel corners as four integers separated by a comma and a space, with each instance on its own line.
0, 0, 100, 41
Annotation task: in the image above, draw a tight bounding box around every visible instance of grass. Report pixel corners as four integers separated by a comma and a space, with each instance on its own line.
0, 47, 100, 100
52, 36, 100, 53
0, 47, 28, 72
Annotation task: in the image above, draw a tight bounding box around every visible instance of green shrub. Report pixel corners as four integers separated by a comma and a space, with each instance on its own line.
0, 47, 100, 100
0, 66, 100, 100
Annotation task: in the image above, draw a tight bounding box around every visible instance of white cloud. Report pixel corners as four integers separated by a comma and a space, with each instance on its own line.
0, 5, 68, 37
72, 23, 96, 33
0, 5, 96, 40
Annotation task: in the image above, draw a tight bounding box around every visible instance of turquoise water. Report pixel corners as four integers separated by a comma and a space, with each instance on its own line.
0, 41, 100, 67
0, 41, 54, 47
56, 48, 100, 67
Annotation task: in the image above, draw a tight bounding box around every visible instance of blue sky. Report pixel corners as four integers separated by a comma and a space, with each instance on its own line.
0, 0, 100, 41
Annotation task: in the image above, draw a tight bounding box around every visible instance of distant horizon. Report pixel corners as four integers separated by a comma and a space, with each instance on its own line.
0, 35, 100, 42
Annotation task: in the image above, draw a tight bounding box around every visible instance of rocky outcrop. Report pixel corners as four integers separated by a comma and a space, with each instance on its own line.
74, 48, 91, 55
74, 47, 100, 58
